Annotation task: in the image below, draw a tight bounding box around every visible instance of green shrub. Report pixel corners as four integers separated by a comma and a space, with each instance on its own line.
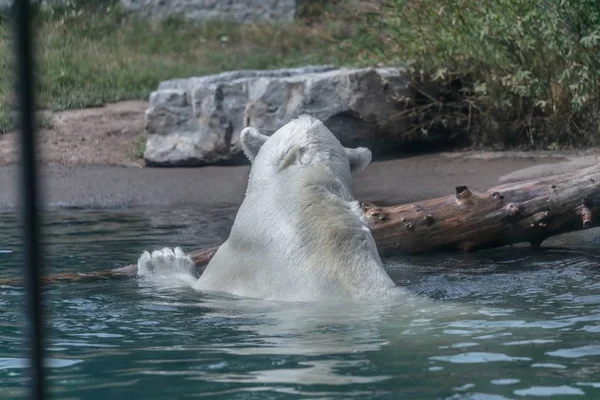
365, 0, 600, 149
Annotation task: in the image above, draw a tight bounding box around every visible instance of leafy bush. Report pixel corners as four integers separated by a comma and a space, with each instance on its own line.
366, 0, 600, 149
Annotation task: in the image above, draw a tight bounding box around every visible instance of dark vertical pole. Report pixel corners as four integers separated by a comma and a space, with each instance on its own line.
14, 0, 46, 398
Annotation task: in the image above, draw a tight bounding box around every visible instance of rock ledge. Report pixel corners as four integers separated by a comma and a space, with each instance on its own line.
144, 65, 413, 167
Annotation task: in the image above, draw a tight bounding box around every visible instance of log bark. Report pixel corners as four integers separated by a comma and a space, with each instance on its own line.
1, 162, 598, 286
366, 162, 600, 255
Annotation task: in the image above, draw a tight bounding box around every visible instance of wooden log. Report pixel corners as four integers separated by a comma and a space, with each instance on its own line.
0, 247, 218, 286
0, 162, 598, 286
366, 162, 600, 255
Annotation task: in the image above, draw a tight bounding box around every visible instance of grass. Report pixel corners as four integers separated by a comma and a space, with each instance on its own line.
131, 135, 146, 160
0, 0, 381, 132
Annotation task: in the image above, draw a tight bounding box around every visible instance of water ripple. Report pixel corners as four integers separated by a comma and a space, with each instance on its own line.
1, 208, 599, 399
546, 345, 600, 358
513, 385, 585, 396
0, 357, 82, 370
430, 352, 531, 364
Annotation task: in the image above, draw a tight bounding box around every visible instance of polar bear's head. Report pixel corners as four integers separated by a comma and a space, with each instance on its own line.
240, 115, 371, 186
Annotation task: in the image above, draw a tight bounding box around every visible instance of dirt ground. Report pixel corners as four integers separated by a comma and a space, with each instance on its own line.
0, 101, 148, 167
1, 100, 598, 170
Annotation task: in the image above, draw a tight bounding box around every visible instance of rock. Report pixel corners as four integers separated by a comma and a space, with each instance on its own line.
144, 65, 414, 167
119, 0, 296, 24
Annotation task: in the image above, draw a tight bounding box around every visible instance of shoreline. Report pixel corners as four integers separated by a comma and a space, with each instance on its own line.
0, 101, 598, 210
0, 154, 571, 210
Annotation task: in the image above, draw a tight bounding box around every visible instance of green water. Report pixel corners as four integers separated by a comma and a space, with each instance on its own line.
0, 208, 599, 399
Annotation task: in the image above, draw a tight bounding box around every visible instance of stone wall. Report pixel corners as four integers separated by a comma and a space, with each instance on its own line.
1, 0, 299, 24
119, 0, 296, 24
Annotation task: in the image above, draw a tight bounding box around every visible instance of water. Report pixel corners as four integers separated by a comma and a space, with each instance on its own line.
0, 207, 599, 399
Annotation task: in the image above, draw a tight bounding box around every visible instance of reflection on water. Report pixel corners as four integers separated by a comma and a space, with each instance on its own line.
0, 207, 599, 399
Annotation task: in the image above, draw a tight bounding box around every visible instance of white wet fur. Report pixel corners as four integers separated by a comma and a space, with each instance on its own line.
137, 247, 198, 287
137, 115, 407, 302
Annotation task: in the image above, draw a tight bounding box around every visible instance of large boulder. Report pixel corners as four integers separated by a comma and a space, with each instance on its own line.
144, 66, 414, 167
119, 0, 296, 24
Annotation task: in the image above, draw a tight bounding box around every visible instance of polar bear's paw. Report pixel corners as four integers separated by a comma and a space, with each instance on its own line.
136, 246, 198, 286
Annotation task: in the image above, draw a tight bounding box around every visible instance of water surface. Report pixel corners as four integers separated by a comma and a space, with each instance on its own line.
0, 207, 599, 399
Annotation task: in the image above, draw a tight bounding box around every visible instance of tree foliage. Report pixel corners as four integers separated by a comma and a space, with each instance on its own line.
367, 0, 600, 148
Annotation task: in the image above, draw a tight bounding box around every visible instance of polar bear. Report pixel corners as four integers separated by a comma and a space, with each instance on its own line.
138, 115, 398, 302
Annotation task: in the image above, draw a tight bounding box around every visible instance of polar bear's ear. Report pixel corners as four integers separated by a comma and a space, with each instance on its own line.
240, 127, 269, 162
345, 147, 372, 174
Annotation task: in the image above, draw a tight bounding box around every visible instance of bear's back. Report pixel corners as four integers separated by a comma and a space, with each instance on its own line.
195, 165, 396, 302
